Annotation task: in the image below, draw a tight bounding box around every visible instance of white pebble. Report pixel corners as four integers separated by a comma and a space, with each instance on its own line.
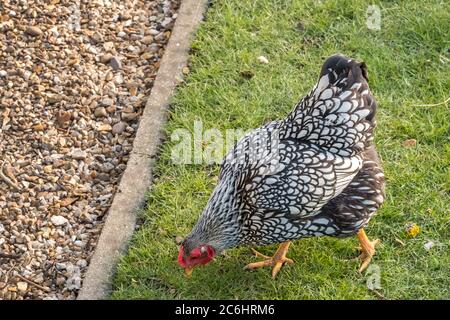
17, 282, 28, 293
257, 56, 269, 64
51, 215, 68, 226
423, 240, 435, 251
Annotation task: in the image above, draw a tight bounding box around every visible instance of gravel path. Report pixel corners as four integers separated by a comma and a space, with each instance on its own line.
0, 0, 180, 300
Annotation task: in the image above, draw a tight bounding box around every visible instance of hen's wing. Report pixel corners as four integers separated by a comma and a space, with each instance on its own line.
221, 110, 363, 221
241, 139, 362, 219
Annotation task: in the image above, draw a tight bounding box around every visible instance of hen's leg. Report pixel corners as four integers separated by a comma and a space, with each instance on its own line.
356, 229, 380, 273
244, 241, 294, 278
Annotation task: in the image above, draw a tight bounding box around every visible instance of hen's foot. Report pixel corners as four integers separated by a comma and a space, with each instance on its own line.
357, 229, 380, 273
244, 241, 294, 278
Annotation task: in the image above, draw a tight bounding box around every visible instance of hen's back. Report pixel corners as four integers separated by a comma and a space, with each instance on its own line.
280, 54, 378, 157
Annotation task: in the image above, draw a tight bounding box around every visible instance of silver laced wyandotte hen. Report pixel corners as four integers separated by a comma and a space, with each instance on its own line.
178, 54, 385, 278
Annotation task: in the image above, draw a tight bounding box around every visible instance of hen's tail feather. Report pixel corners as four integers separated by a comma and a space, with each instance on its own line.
280, 54, 377, 156
319, 54, 369, 85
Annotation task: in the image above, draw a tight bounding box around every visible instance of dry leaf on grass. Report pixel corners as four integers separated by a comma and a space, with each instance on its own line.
402, 139, 417, 147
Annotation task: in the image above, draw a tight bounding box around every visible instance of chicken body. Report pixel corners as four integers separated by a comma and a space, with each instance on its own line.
181, 54, 385, 274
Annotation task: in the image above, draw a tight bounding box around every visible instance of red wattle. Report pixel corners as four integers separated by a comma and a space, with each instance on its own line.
178, 245, 187, 267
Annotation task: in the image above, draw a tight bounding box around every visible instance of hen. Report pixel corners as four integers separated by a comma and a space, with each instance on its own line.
178, 54, 385, 278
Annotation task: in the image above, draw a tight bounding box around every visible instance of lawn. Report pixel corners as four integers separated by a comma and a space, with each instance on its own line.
110, 0, 450, 299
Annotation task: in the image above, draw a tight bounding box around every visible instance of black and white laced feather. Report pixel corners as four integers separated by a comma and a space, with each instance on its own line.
184, 54, 385, 254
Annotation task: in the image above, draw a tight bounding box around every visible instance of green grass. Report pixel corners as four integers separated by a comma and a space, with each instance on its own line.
110, 0, 450, 299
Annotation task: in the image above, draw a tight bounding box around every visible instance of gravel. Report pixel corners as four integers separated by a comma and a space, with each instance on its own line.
50, 216, 68, 227
109, 56, 123, 71
0, 0, 180, 300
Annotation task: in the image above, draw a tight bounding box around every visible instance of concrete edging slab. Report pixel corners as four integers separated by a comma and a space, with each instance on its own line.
77, 0, 208, 300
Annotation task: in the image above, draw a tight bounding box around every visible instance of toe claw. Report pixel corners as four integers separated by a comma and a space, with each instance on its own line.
271, 262, 283, 278
245, 259, 273, 270
356, 230, 380, 273
284, 258, 294, 264
358, 256, 372, 273
250, 248, 270, 259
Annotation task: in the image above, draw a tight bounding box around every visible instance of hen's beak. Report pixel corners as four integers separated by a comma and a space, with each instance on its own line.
185, 266, 193, 277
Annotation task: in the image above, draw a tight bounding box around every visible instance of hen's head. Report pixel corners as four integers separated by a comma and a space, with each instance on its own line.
178, 242, 216, 276
177, 163, 243, 276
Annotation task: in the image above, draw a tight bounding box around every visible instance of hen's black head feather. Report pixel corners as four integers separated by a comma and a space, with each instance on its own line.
320, 54, 369, 85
